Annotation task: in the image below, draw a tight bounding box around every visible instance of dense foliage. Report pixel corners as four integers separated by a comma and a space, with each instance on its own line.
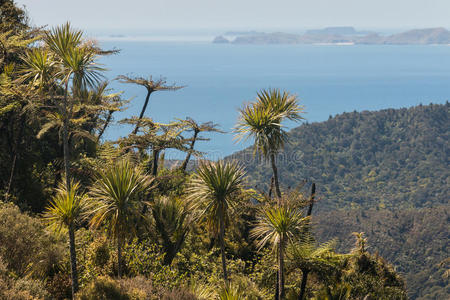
230, 103, 449, 211
0, 1, 442, 299
229, 103, 449, 299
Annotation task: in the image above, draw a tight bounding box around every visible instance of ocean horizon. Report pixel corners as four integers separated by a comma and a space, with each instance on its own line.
98, 41, 450, 159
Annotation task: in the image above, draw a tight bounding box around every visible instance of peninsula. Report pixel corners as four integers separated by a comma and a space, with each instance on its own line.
213, 27, 450, 45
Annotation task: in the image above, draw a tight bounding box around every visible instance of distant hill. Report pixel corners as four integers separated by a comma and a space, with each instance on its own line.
305, 26, 373, 36
213, 27, 450, 45
212, 35, 230, 43
233, 32, 304, 44
224, 30, 265, 36
306, 26, 358, 35
384, 27, 450, 44
227, 103, 449, 299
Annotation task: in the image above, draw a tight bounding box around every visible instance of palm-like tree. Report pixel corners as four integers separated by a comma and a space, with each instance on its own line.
43, 179, 90, 297
235, 88, 303, 203
21, 23, 105, 189
150, 195, 194, 265
45, 23, 103, 187
188, 160, 246, 283
20, 47, 55, 92
119, 118, 189, 176
351, 232, 368, 254
89, 159, 153, 277
251, 205, 309, 299
179, 118, 222, 171
117, 75, 184, 134
287, 239, 341, 300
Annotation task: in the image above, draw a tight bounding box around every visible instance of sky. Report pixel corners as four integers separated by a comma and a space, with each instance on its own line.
15, 0, 450, 34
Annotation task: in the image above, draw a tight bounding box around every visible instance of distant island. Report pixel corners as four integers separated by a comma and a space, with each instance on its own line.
305, 26, 374, 36
213, 27, 450, 45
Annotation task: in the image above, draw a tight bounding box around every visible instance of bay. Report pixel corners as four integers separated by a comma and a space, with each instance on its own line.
99, 41, 450, 158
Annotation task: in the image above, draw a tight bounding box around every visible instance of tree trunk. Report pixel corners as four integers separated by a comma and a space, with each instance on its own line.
268, 176, 275, 199
152, 149, 160, 176
306, 183, 316, 217
117, 235, 122, 278
298, 270, 309, 300
68, 225, 79, 297
181, 130, 198, 171
4, 116, 25, 201
278, 237, 285, 299
297, 184, 315, 299
275, 273, 279, 300
152, 208, 185, 266
63, 81, 71, 189
4, 153, 17, 201
270, 153, 282, 204
220, 215, 228, 283
132, 89, 152, 134
97, 110, 113, 142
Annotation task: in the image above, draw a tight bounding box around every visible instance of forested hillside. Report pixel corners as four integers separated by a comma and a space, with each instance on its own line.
231, 103, 449, 211
315, 207, 449, 299
229, 103, 450, 299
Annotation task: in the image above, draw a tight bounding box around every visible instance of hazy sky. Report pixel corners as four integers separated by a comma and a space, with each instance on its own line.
15, 0, 450, 33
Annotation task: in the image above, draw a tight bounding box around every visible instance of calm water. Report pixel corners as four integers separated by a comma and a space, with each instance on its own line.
99, 41, 450, 158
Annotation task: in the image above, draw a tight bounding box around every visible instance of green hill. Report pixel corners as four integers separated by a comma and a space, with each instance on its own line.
230, 102, 449, 211
228, 103, 449, 299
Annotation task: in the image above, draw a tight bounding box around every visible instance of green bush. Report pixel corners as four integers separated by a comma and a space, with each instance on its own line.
0, 201, 64, 277
77, 276, 192, 300
124, 239, 186, 290
13, 278, 49, 299
161, 287, 197, 300
0, 256, 47, 300
45, 272, 72, 300
77, 276, 130, 300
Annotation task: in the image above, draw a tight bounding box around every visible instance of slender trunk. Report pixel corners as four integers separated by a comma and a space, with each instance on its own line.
117, 235, 122, 278
4, 154, 17, 201
63, 81, 71, 189
278, 237, 285, 299
297, 184, 315, 300
152, 149, 160, 176
270, 153, 282, 204
159, 151, 165, 171
68, 225, 79, 297
132, 89, 152, 135
275, 273, 279, 300
268, 176, 275, 199
181, 130, 198, 171
306, 183, 316, 217
220, 215, 228, 283
162, 229, 187, 266
5, 117, 25, 201
97, 110, 113, 142
152, 208, 181, 266
298, 270, 309, 300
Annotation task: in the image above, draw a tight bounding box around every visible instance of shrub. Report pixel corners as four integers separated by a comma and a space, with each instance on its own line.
0, 201, 65, 278
46, 272, 72, 300
14, 278, 49, 299
118, 276, 155, 299
124, 239, 186, 290
0, 256, 45, 300
80, 235, 117, 282
76, 276, 129, 300
161, 287, 197, 300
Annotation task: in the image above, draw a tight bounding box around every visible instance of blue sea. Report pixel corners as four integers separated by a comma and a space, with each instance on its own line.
98, 41, 450, 158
